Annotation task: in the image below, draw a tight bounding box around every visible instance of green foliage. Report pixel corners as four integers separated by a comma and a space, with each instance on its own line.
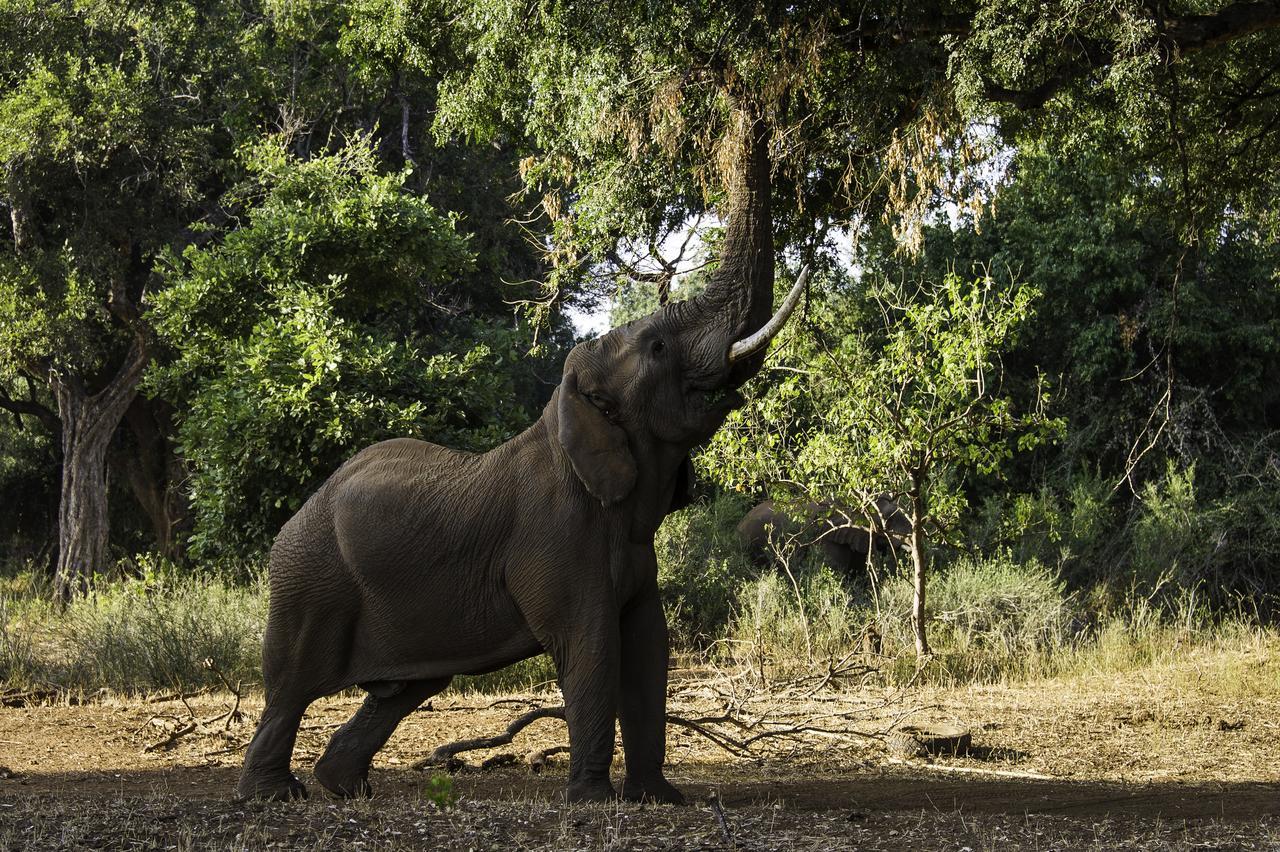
654, 493, 756, 649
705, 270, 1060, 537
726, 567, 864, 676
150, 138, 536, 559
968, 474, 1117, 583
0, 390, 57, 565
421, 773, 456, 809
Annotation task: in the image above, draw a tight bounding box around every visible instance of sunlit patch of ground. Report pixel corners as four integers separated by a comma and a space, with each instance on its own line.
1, 641, 1277, 849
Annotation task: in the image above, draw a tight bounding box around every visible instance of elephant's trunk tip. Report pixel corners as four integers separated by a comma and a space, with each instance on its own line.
727, 265, 811, 364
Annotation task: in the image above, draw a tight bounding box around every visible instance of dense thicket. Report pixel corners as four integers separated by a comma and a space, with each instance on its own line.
0, 0, 565, 588
2, 1, 1280, 618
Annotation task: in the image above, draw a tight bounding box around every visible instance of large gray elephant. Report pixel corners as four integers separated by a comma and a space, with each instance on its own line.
236, 119, 804, 805
736, 496, 911, 576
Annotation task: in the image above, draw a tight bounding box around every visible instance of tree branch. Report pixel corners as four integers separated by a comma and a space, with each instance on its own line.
982, 2, 1280, 109
0, 384, 59, 434
1164, 1, 1280, 55
830, 14, 973, 47
410, 706, 566, 770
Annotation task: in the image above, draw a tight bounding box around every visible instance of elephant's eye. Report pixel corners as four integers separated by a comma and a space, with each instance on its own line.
651, 338, 666, 356
586, 392, 614, 417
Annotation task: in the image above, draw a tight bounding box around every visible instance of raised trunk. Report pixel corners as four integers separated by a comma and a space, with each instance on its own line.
687, 107, 775, 384
51, 337, 149, 598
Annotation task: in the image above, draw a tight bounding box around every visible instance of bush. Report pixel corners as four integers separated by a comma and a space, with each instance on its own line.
0, 595, 42, 687
878, 552, 1075, 655
968, 473, 1116, 585
655, 493, 758, 648
58, 562, 267, 693
872, 551, 1078, 682
725, 566, 866, 677
450, 655, 558, 695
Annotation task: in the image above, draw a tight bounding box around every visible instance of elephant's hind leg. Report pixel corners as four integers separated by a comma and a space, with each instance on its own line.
314, 677, 451, 798
237, 698, 312, 801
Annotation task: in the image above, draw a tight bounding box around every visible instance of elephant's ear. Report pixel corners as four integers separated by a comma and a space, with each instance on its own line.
823, 523, 874, 556
557, 372, 637, 506
667, 456, 694, 515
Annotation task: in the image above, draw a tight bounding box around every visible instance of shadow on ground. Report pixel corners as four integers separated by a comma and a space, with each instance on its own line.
3, 764, 1277, 822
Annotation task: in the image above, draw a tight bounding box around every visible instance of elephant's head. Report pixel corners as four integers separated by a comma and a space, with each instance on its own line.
554, 116, 805, 510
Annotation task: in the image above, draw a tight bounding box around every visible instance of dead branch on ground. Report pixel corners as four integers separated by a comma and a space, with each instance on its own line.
411, 706, 567, 770
138, 663, 245, 753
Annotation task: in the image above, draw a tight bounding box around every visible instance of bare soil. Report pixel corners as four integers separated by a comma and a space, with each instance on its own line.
1, 644, 1278, 849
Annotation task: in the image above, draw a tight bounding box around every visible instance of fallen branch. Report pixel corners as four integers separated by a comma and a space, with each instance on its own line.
414, 702, 890, 770
146, 687, 214, 704
526, 745, 569, 773
201, 659, 244, 731
707, 790, 736, 846
143, 722, 198, 753
411, 706, 567, 771
138, 665, 247, 753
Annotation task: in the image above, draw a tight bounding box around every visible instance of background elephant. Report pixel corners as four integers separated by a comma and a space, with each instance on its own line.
736, 496, 911, 576
237, 116, 805, 805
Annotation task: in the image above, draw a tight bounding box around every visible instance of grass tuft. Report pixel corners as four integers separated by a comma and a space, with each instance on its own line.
55, 563, 267, 693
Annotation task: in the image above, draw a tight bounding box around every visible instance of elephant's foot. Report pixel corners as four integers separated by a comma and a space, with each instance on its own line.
236, 771, 308, 802
565, 777, 618, 804
621, 775, 686, 805
314, 754, 373, 799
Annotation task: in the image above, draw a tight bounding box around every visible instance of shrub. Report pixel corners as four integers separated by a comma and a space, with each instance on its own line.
450, 654, 558, 695
877, 552, 1075, 656
58, 561, 267, 693
968, 473, 1116, 585
725, 566, 865, 677
655, 492, 758, 648
0, 595, 42, 687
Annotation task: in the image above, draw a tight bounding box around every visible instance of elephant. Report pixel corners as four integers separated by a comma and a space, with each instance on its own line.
236, 116, 805, 806
736, 496, 911, 577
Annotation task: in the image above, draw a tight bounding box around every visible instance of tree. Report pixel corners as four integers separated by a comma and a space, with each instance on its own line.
865, 131, 1280, 486
0, 1, 237, 594
437, 0, 1280, 306
705, 271, 1060, 656
0, 0, 558, 587
148, 137, 541, 561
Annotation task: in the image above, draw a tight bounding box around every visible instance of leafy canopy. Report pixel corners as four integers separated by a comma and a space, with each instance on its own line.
149, 137, 535, 560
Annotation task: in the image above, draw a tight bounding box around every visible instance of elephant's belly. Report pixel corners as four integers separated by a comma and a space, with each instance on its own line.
343, 579, 545, 684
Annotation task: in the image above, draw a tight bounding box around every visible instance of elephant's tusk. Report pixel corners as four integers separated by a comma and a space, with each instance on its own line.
728, 265, 811, 363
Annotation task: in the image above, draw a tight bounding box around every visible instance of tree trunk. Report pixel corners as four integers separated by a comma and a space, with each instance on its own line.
113, 396, 188, 561
907, 478, 931, 658
51, 337, 149, 599
909, 524, 930, 657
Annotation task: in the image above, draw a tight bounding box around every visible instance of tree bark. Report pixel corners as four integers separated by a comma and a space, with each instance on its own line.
907, 474, 931, 658
50, 336, 149, 599
112, 396, 188, 561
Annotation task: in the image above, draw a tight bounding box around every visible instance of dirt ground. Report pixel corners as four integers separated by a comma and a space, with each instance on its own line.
1, 643, 1278, 850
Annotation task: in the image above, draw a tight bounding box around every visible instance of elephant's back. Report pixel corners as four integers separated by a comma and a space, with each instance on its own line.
736, 499, 782, 543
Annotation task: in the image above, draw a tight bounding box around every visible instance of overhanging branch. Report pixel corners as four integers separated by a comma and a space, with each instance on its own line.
983, 2, 1280, 109
0, 384, 59, 434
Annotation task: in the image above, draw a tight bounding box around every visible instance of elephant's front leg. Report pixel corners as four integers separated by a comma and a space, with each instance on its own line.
548, 619, 622, 803
618, 585, 685, 805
